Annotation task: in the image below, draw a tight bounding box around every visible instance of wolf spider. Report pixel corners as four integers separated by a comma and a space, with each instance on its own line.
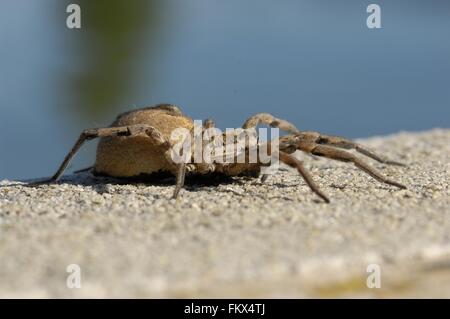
38, 104, 406, 203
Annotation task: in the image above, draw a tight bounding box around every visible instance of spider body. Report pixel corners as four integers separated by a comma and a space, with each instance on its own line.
41, 103, 406, 203
95, 105, 194, 178
95, 105, 261, 179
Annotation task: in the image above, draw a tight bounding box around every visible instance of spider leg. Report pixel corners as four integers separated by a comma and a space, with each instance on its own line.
310, 145, 407, 189
316, 134, 405, 166
242, 113, 300, 134
172, 162, 186, 199
34, 125, 169, 184
203, 118, 215, 129
260, 173, 270, 183
171, 124, 199, 198
74, 166, 94, 174
243, 113, 301, 182
278, 151, 330, 203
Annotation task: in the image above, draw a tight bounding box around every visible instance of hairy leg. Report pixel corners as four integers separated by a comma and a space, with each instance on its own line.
36, 125, 169, 183
278, 151, 330, 203
172, 162, 186, 199
310, 145, 406, 189
315, 134, 405, 166
243, 113, 302, 182
242, 113, 300, 134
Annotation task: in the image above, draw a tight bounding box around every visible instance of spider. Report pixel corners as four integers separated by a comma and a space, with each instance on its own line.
38, 103, 406, 203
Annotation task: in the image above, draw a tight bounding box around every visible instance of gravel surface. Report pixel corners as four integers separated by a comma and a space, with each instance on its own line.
0, 129, 449, 298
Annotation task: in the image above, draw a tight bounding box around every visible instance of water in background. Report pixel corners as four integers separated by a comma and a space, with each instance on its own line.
0, 0, 449, 180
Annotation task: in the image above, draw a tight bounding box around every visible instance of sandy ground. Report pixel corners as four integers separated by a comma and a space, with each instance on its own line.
0, 129, 449, 298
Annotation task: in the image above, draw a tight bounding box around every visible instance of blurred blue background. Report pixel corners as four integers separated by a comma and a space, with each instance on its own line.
0, 0, 449, 180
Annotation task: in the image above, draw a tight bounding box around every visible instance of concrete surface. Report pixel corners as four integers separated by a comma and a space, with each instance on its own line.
0, 129, 449, 298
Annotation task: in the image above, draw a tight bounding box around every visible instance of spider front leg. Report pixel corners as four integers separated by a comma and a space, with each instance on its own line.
34, 125, 170, 184
310, 144, 407, 189
314, 134, 405, 166
279, 131, 406, 189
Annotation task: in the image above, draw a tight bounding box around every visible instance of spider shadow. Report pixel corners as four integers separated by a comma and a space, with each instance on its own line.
3, 171, 240, 195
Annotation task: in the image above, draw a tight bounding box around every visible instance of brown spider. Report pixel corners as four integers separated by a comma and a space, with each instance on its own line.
39, 103, 406, 203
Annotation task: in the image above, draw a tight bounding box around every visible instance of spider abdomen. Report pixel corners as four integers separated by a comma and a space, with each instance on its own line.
94, 105, 194, 178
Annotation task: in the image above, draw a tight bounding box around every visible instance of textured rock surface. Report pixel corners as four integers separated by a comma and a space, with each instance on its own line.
0, 129, 449, 298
